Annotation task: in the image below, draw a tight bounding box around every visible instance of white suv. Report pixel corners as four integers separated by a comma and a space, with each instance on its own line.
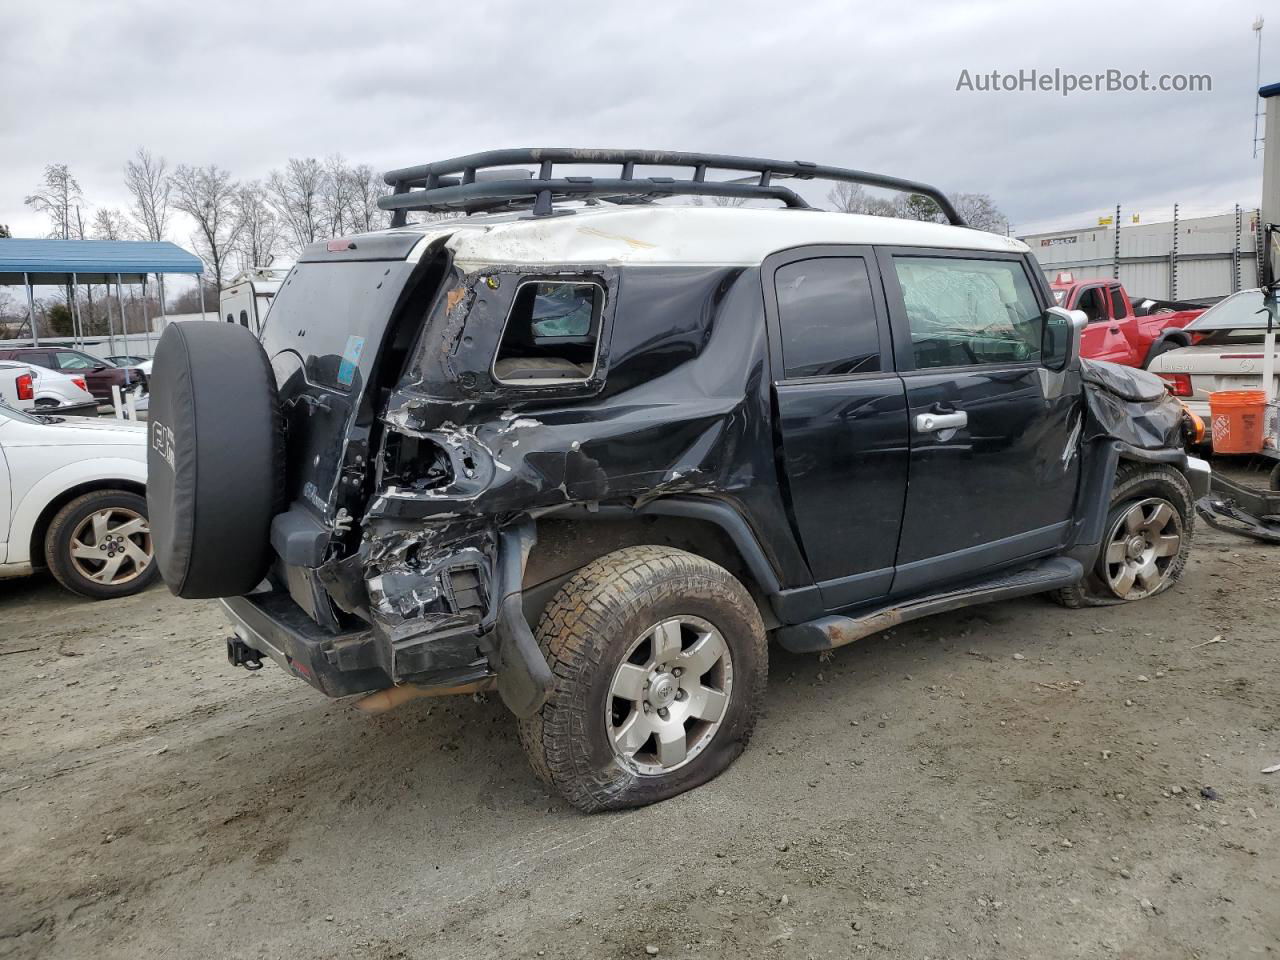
0, 403, 156, 599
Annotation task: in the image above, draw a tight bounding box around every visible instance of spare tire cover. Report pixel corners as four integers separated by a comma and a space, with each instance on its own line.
147, 322, 282, 598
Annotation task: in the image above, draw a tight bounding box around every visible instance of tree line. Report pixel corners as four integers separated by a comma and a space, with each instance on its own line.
826, 182, 1010, 234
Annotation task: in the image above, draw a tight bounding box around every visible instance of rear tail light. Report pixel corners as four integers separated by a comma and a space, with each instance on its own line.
16, 373, 33, 401
72, 377, 87, 392
1158, 373, 1193, 397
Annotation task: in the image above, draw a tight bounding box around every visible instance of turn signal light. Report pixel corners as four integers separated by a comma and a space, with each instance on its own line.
16, 373, 33, 401
1158, 373, 1192, 397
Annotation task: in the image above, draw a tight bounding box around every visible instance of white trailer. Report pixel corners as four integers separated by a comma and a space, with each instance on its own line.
219, 266, 290, 336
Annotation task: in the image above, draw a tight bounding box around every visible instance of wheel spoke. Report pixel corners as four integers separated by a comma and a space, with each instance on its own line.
1153, 534, 1181, 558
1124, 506, 1145, 534
1146, 502, 1174, 531
92, 552, 126, 584
610, 663, 649, 702
1112, 564, 1137, 596
655, 724, 687, 767
612, 711, 652, 758
677, 630, 726, 679
121, 539, 152, 568
1135, 559, 1162, 591
651, 619, 683, 663
685, 684, 729, 722
70, 542, 101, 560
90, 511, 110, 545
1105, 540, 1128, 564
109, 516, 149, 538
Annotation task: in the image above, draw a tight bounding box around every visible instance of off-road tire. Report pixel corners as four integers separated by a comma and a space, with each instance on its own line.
518, 546, 767, 812
1050, 462, 1193, 608
45, 490, 159, 600
1143, 339, 1184, 368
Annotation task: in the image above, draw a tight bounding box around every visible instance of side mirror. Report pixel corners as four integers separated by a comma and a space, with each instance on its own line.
1042, 306, 1087, 372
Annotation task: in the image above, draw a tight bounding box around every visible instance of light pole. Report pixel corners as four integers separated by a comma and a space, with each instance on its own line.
1255, 16, 1266, 159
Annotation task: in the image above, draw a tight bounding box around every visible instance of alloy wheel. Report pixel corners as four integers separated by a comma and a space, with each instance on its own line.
68, 507, 153, 586
606, 616, 734, 775
1101, 497, 1182, 600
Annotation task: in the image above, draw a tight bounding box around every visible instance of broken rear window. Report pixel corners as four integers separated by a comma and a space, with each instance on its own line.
493, 281, 603, 383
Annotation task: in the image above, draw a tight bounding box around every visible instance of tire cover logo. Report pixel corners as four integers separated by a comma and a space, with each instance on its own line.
151, 419, 176, 471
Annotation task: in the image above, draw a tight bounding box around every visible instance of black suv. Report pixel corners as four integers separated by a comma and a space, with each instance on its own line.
147, 150, 1210, 811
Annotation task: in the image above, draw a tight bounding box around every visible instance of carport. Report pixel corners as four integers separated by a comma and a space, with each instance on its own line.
0, 238, 205, 355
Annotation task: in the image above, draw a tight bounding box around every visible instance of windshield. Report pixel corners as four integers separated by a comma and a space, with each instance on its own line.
1188, 290, 1276, 331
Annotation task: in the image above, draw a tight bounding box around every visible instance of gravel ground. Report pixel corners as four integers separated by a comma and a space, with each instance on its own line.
1, 521, 1278, 960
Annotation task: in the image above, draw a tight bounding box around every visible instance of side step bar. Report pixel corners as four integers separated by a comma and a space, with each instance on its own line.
774, 557, 1084, 654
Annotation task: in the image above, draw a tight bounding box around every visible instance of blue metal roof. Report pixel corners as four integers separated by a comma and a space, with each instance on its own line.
0, 238, 204, 284
1261, 81, 1280, 99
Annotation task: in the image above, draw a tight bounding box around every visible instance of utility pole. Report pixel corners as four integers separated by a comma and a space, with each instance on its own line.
1255, 16, 1266, 159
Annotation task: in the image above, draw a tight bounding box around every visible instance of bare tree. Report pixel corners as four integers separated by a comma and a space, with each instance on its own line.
268, 158, 325, 254
24, 164, 83, 239
234, 181, 281, 271
320, 155, 356, 237
93, 207, 128, 241
124, 148, 171, 242
347, 163, 389, 233
951, 192, 1009, 234
170, 164, 243, 288
826, 182, 902, 217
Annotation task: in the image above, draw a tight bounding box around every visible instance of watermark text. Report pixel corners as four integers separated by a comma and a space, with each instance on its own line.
956, 68, 1211, 96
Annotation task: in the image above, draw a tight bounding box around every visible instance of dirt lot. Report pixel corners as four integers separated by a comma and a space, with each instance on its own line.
2, 519, 1278, 960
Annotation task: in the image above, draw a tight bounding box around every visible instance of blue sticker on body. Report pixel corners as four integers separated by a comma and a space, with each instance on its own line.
337, 335, 364, 387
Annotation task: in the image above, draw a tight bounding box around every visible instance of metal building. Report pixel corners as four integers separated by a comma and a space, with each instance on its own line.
1019, 209, 1261, 303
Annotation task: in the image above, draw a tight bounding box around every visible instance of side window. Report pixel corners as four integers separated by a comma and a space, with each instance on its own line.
54, 351, 96, 370
226, 313, 234, 323
493, 281, 603, 383
239, 310, 250, 328
1076, 287, 1105, 324
1109, 285, 1127, 320
774, 257, 880, 378
893, 256, 1043, 369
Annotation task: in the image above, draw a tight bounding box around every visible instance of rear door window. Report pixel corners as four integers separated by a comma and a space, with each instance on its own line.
774, 257, 881, 378
892, 256, 1042, 368
493, 281, 603, 383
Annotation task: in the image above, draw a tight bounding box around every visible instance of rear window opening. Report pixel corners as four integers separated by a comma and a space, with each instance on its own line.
492, 281, 603, 383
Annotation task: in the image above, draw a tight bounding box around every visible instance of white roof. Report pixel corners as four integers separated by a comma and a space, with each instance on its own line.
404, 205, 1027, 268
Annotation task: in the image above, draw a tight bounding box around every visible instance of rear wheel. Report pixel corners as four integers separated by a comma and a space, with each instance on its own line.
518, 546, 767, 812
45, 490, 158, 600
1144, 339, 1184, 368
1051, 462, 1192, 607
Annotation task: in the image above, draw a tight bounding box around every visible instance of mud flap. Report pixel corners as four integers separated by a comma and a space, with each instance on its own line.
489, 592, 553, 718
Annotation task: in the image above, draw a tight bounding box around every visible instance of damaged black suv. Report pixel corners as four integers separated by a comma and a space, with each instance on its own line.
147, 149, 1211, 811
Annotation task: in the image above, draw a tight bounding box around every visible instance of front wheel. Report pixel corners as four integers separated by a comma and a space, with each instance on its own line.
1051, 463, 1193, 607
518, 546, 767, 812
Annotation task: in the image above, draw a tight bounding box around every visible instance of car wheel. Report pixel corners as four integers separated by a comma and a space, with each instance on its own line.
1051, 463, 1193, 607
1269, 462, 1280, 492
518, 545, 767, 812
45, 490, 159, 600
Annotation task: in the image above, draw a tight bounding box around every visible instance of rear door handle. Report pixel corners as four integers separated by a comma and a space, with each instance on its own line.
915, 411, 968, 433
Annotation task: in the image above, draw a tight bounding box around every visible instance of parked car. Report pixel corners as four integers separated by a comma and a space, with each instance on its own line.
146, 149, 1210, 812
1050, 273, 1205, 369
0, 402, 156, 598
106, 354, 154, 376
0, 347, 146, 401
0, 363, 36, 412
0, 360, 98, 412
1147, 288, 1277, 421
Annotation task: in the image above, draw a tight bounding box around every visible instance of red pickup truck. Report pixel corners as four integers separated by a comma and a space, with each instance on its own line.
1050, 273, 1205, 369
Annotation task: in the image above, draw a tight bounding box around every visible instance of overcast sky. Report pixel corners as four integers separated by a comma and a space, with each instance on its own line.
1, 0, 1275, 244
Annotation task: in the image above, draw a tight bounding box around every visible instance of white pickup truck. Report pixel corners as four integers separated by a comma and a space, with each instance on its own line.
0, 363, 37, 412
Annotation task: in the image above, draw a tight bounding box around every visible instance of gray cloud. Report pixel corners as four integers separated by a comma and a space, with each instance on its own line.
2, 0, 1273, 239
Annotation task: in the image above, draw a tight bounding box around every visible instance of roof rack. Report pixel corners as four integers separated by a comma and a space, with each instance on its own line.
379, 149, 966, 227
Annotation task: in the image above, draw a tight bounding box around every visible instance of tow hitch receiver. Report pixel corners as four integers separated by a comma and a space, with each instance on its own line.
227, 636, 264, 671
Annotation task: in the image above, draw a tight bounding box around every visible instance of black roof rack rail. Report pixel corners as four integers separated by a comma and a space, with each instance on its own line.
379, 149, 966, 228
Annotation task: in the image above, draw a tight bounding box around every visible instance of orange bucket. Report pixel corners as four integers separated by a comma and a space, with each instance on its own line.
1208, 390, 1267, 453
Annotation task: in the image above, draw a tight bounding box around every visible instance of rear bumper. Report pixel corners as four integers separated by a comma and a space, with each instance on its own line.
219, 589, 491, 699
